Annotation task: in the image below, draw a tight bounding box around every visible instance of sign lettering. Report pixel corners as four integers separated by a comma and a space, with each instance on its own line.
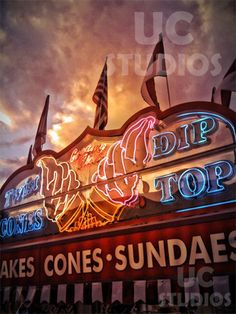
0, 208, 44, 238
0, 219, 235, 285
154, 160, 234, 202
1, 106, 235, 237
4, 175, 40, 209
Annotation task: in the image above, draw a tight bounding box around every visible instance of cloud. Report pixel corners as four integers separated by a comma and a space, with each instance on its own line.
0, 157, 25, 188
0, 158, 21, 167
0, 0, 235, 187
0, 136, 32, 146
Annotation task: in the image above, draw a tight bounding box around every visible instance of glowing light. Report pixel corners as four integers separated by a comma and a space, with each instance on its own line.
36, 156, 85, 232
70, 144, 108, 168
191, 117, 217, 145
152, 117, 218, 159
34, 110, 235, 233
154, 160, 235, 203
204, 160, 234, 194
4, 175, 40, 209
177, 112, 236, 142
0, 208, 44, 238
178, 167, 206, 199
153, 131, 177, 159
92, 116, 156, 206
177, 199, 236, 213
177, 124, 190, 150
154, 174, 177, 203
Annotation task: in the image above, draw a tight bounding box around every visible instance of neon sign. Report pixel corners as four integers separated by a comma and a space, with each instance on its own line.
37, 116, 156, 232
154, 160, 234, 203
4, 175, 40, 209
27, 109, 236, 233
0, 104, 235, 242
70, 144, 108, 168
153, 117, 218, 159
153, 114, 235, 203
0, 208, 44, 238
92, 116, 156, 206
36, 156, 85, 232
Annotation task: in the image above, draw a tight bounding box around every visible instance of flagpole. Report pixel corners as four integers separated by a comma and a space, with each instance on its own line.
166, 76, 171, 108
211, 86, 216, 102
161, 34, 171, 108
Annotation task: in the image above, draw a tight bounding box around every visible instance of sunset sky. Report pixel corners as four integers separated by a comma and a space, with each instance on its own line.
0, 0, 235, 187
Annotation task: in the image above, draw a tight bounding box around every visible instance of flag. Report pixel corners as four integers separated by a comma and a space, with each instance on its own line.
217, 59, 236, 107
93, 61, 108, 130
141, 33, 167, 110
33, 95, 50, 157
27, 145, 33, 164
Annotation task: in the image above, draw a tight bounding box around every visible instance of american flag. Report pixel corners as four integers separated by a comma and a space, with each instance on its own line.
141, 33, 167, 110
93, 61, 108, 130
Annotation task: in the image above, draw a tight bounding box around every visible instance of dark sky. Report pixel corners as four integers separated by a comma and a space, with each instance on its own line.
0, 0, 235, 187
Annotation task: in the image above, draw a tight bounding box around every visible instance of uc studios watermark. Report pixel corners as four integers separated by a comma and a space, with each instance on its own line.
158, 292, 231, 308
107, 52, 221, 77
107, 11, 222, 78
168, 266, 232, 308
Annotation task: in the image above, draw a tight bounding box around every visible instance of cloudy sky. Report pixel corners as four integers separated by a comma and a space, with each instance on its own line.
0, 0, 235, 187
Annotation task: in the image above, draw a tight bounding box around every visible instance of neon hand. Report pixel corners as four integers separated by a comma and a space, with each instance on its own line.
92, 116, 156, 206
36, 156, 84, 225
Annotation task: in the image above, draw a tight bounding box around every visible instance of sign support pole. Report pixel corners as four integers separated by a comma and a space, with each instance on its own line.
166, 76, 171, 108
162, 34, 171, 108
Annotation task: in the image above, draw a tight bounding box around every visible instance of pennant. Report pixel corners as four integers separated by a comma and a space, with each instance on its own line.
93, 61, 108, 130
133, 280, 146, 303
33, 95, 50, 157
40, 285, 51, 303
74, 283, 83, 304
92, 282, 103, 303
183, 277, 200, 305
57, 284, 67, 304
111, 281, 122, 303
141, 33, 167, 110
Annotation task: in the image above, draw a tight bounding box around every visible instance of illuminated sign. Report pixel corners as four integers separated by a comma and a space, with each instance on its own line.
4, 175, 40, 209
0, 103, 235, 236
154, 160, 234, 202
0, 208, 44, 238
70, 143, 108, 166
36, 156, 85, 232
35, 109, 236, 233
91, 116, 156, 206
36, 116, 156, 232
152, 116, 218, 158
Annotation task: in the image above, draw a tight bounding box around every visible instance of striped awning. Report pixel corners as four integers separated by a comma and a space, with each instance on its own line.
1, 275, 234, 312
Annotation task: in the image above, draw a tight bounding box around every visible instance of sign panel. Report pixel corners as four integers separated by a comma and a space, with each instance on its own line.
0, 217, 235, 286
0, 103, 235, 239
